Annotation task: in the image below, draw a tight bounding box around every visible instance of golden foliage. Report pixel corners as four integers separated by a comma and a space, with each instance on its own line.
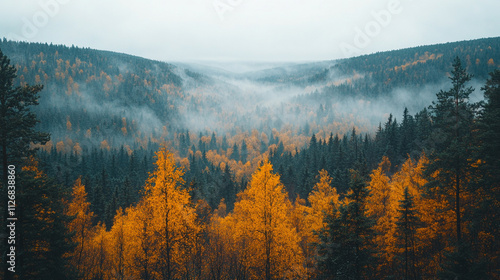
66, 178, 96, 279
228, 160, 304, 279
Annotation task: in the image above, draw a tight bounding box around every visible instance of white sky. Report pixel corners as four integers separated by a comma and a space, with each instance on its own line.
1, 0, 499, 62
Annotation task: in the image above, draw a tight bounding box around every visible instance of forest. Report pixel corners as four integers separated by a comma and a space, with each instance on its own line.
0, 37, 499, 280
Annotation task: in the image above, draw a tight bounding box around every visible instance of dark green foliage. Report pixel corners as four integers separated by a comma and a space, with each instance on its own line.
395, 187, 420, 280
477, 70, 500, 193
0, 47, 50, 186
316, 170, 376, 280
0, 48, 50, 280
438, 244, 488, 280
425, 57, 479, 244
0, 38, 498, 279
240, 140, 248, 163
469, 69, 500, 277
17, 160, 75, 280
231, 143, 239, 162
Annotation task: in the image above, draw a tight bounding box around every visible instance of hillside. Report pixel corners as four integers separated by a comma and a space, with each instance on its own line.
0, 37, 499, 155
1, 37, 499, 279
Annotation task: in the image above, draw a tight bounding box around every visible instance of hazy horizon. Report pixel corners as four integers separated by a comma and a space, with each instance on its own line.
1, 0, 499, 62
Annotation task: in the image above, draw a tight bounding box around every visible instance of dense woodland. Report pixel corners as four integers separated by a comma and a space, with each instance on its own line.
0, 38, 499, 279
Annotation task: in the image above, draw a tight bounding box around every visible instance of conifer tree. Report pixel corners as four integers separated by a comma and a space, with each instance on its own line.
17, 157, 74, 280
473, 70, 500, 277
0, 49, 50, 280
426, 57, 478, 245
426, 57, 482, 279
317, 170, 376, 280
395, 186, 420, 280
240, 140, 248, 163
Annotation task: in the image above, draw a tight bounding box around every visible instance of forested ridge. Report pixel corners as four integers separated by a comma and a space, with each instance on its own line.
0, 38, 499, 279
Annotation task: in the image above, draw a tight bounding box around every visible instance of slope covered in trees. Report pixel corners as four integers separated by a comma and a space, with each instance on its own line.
1, 37, 500, 156
0, 38, 499, 279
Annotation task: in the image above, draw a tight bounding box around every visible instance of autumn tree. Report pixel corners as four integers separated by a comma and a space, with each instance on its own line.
143, 146, 200, 279
128, 199, 156, 280
204, 200, 236, 280
66, 178, 95, 279
308, 169, 340, 235
365, 156, 394, 275
107, 208, 127, 280
303, 169, 339, 277
231, 160, 304, 279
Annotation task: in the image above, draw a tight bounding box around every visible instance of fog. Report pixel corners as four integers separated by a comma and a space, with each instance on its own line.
174, 61, 483, 138
36, 58, 487, 151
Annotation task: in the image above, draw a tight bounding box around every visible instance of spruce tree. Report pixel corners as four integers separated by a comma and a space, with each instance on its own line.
17, 158, 75, 280
0, 48, 50, 279
240, 140, 248, 163
395, 186, 420, 280
426, 57, 478, 245
426, 57, 482, 279
316, 170, 376, 280
471, 69, 500, 277
231, 143, 240, 162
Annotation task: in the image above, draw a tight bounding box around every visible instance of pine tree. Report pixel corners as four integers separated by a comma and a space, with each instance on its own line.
0, 49, 50, 280
17, 157, 75, 280
0, 49, 50, 184
231, 143, 240, 162
210, 132, 217, 151
317, 170, 376, 280
240, 140, 248, 163
395, 186, 420, 280
473, 69, 500, 277
478, 69, 500, 200
426, 57, 479, 245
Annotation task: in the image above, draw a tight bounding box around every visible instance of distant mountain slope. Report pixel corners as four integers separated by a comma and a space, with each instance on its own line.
239, 37, 500, 95
1, 37, 499, 153
329, 36, 500, 96
0, 39, 186, 150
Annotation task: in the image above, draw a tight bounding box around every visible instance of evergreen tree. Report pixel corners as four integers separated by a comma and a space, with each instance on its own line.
221, 135, 228, 152
0, 48, 50, 280
231, 143, 240, 162
471, 69, 500, 277
220, 165, 236, 211
240, 140, 248, 163
426, 57, 479, 245
395, 186, 420, 280
18, 157, 75, 280
0, 49, 50, 184
316, 170, 376, 280
209, 132, 217, 151
477, 69, 500, 197
438, 244, 488, 280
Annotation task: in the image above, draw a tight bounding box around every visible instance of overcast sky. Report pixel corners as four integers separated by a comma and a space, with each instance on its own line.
1, 0, 499, 63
